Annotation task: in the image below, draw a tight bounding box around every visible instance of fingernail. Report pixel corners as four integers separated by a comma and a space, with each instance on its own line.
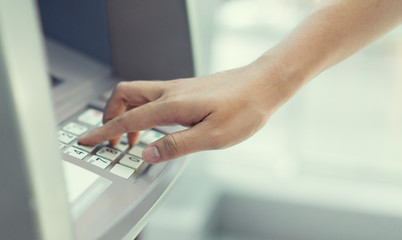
143, 146, 160, 162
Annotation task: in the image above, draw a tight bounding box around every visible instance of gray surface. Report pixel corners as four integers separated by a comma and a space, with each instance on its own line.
0, 31, 38, 240
38, 0, 111, 65
0, 1, 73, 239
206, 193, 402, 240
0, 0, 195, 238
107, 0, 194, 80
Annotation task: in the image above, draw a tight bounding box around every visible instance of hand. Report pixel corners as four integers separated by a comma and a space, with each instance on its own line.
78, 0, 402, 164
78, 61, 291, 163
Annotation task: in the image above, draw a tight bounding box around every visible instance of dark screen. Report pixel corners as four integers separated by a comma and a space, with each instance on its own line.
37, 0, 111, 65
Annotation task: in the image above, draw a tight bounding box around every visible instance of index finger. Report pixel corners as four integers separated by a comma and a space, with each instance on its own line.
103, 81, 164, 123
78, 102, 165, 146
102, 81, 165, 145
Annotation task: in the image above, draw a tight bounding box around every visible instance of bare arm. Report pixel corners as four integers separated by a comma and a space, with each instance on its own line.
258, 0, 402, 102
79, 0, 402, 163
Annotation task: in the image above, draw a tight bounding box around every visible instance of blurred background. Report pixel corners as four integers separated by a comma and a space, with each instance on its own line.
143, 0, 402, 239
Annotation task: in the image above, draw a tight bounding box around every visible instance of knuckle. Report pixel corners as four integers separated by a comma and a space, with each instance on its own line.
100, 130, 108, 142
162, 134, 183, 158
115, 81, 128, 93
114, 114, 129, 133
208, 128, 227, 150
103, 115, 112, 123
103, 112, 116, 123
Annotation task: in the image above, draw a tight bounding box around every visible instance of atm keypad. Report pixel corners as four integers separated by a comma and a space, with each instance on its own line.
58, 108, 164, 180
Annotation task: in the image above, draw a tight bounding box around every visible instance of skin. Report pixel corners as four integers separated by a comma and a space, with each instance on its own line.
79, 0, 402, 163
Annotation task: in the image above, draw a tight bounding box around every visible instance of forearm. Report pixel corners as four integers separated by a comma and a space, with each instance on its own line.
254, 0, 402, 104
79, 0, 401, 163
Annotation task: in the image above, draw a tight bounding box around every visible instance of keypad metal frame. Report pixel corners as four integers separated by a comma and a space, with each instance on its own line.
58, 108, 165, 180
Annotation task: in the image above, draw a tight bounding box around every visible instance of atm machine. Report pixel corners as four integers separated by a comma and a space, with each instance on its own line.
0, 0, 195, 239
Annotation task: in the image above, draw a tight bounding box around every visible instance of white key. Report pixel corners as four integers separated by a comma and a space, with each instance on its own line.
119, 155, 143, 169
140, 130, 164, 145
63, 122, 88, 135
96, 146, 122, 161
113, 142, 129, 152
120, 134, 128, 143
110, 164, 135, 179
128, 145, 144, 158
73, 141, 97, 153
78, 109, 103, 126
87, 156, 111, 169
58, 130, 76, 144
64, 147, 88, 160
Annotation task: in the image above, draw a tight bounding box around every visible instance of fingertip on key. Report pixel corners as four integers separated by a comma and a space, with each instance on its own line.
143, 146, 160, 163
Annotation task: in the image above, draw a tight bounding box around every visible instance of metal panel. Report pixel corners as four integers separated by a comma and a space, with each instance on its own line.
107, 0, 195, 80
0, 0, 73, 239
38, 0, 111, 65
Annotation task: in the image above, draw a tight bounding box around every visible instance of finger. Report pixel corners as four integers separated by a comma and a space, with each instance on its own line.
127, 131, 141, 145
102, 84, 128, 145
108, 136, 121, 147
125, 105, 140, 145
78, 102, 165, 146
103, 81, 164, 123
142, 122, 217, 163
103, 81, 164, 145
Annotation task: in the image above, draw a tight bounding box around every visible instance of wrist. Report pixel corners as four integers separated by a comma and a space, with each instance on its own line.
246, 49, 312, 113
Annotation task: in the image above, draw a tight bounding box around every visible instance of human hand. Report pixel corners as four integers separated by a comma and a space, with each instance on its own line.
79, 0, 402, 164
78, 61, 292, 163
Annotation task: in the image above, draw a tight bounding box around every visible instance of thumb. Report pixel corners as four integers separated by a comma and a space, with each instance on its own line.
142, 123, 213, 163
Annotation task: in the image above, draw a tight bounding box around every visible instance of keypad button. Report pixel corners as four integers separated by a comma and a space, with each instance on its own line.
110, 164, 135, 179
87, 156, 111, 169
113, 142, 129, 152
78, 109, 103, 126
128, 145, 144, 158
63, 122, 88, 136
64, 147, 88, 160
57, 107, 160, 181
140, 130, 164, 145
119, 155, 144, 169
73, 141, 97, 153
96, 146, 122, 161
120, 134, 129, 143
58, 130, 76, 144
